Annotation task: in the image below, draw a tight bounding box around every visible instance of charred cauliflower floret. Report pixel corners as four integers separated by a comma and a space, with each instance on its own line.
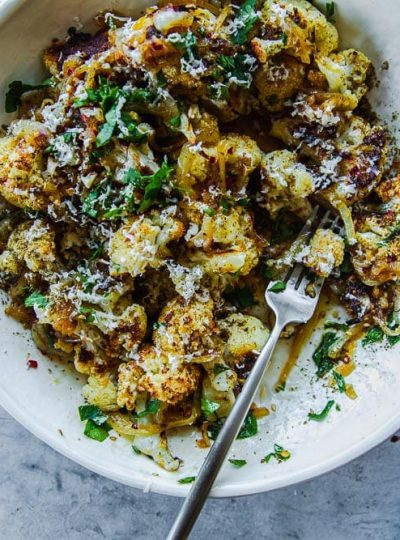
316, 49, 371, 105
0, 219, 57, 276
135, 345, 202, 405
254, 56, 306, 111
154, 296, 222, 361
260, 150, 315, 218
219, 313, 270, 358
260, 0, 338, 64
176, 134, 261, 193
0, 120, 60, 211
82, 372, 119, 411
320, 118, 388, 206
109, 210, 184, 277
116, 361, 143, 410
352, 210, 400, 286
218, 134, 262, 191
184, 204, 262, 275
303, 229, 345, 277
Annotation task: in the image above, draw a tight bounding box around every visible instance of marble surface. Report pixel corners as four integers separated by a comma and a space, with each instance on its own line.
0, 406, 399, 540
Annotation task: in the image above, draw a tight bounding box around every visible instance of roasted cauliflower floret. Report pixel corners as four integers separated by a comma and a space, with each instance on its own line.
109, 210, 184, 277
176, 134, 261, 192
303, 229, 345, 277
352, 210, 400, 286
185, 205, 262, 275
219, 313, 270, 358
316, 49, 371, 105
0, 120, 60, 211
260, 150, 315, 218
116, 361, 142, 410
135, 345, 202, 405
218, 134, 262, 190
154, 296, 222, 361
0, 219, 57, 276
131, 433, 180, 472
82, 373, 119, 411
320, 118, 388, 206
254, 56, 306, 111
260, 0, 338, 64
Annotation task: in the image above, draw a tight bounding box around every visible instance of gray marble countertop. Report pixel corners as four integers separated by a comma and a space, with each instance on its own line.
0, 406, 399, 540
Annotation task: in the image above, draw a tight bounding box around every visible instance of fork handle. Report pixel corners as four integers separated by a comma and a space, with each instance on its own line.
167, 319, 285, 540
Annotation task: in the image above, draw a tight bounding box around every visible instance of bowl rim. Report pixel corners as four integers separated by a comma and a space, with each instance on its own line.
1, 376, 399, 498
0, 0, 399, 498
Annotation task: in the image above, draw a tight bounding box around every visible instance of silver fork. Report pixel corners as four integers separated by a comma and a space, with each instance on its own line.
167, 206, 339, 540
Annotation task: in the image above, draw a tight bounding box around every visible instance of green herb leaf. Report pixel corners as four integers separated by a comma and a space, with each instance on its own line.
308, 400, 335, 421
217, 53, 254, 88
96, 120, 116, 147
214, 364, 230, 375
324, 321, 349, 331
226, 286, 255, 308
84, 419, 111, 442
24, 291, 49, 309
228, 458, 247, 468
133, 399, 161, 419
132, 445, 142, 455
178, 476, 196, 484
332, 371, 346, 393
138, 161, 174, 212
201, 398, 220, 417
79, 306, 96, 323
204, 207, 216, 217
281, 32, 288, 46
169, 114, 181, 128
78, 404, 108, 425
325, 1, 336, 22
313, 332, 339, 377
208, 413, 257, 441
271, 210, 300, 244
262, 443, 291, 463
237, 412, 258, 439
231, 0, 259, 45
362, 326, 384, 347
268, 281, 286, 293
5, 78, 54, 113
168, 31, 197, 56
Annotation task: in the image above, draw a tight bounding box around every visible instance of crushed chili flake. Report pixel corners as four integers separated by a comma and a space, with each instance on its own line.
26, 359, 38, 369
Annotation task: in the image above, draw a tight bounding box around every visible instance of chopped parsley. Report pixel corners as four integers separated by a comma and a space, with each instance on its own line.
82, 160, 173, 219
79, 306, 96, 323
312, 332, 339, 377
217, 53, 256, 88
5, 77, 55, 113
275, 382, 286, 393
325, 2, 336, 22
208, 412, 258, 440
362, 326, 384, 346
133, 399, 161, 419
132, 445, 142, 455
178, 476, 196, 484
268, 281, 286, 293
281, 32, 288, 46
262, 444, 291, 464
84, 420, 111, 442
201, 398, 220, 418
308, 400, 335, 421
214, 364, 230, 375
226, 286, 255, 308
231, 0, 259, 45
237, 412, 258, 439
332, 371, 346, 393
228, 458, 247, 468
168, 31, 197, 56
79, 404, 111, 442
271, 210, 300, 244
24, 291, 49, 309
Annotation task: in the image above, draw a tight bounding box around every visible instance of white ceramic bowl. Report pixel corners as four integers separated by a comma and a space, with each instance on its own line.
0, 0, 399, 498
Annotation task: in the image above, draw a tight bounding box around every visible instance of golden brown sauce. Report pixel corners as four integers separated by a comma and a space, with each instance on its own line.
275, 292, 331, 390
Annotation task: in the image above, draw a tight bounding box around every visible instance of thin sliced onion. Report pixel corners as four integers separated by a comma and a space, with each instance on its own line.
336, 201, 357, 245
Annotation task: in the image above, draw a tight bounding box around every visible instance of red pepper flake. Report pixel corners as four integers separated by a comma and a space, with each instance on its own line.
27, 359, 38, 369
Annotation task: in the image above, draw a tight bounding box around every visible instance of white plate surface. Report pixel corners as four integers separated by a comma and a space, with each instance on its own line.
0, 0, 399, 497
